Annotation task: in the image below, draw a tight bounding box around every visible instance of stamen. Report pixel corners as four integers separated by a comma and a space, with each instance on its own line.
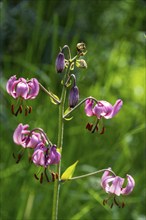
121, 202, 125, 208
55, 173, 59, 179
100, 126, 105, 135
25, 108, 28, 116
51, 172, 56, 182
11, 104, 15, 115
103, 199, 107, 206
40, 172, 43, 184
34, 173, 39, 180
15, 107, 21, 116
91, 124, 98, 133
110, 203, 113, 209
44, 168, 50, 182
28, 106, 32, 114
19, 105, 23, 114
16, 153, 23, 163
114, 197, 120, 208
86, 123, 93, 131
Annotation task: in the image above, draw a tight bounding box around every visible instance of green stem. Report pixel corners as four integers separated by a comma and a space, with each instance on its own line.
39, 83, 61, 104
51, 71, 68, 220
68, 168, 116, 181
63, 96, 98, 118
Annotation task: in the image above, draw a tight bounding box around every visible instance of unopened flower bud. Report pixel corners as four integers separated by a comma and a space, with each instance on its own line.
69, 85, 79, 108
76, 59, 87, 68
55, 52, 65, 73
76, 42, 86, 53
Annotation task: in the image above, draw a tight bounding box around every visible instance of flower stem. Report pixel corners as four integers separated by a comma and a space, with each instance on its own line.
51, 72, 68, 220
63, 96, 98, 118
68, 168, 116, 181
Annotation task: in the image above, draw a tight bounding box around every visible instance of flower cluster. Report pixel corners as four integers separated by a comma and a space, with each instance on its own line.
6, 43, 135, 208
101, 169, 135, 208
13, 123, 61, 169
6, 75, 39, 115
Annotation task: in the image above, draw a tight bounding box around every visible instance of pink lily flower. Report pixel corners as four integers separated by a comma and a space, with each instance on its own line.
85, 98, 123, 119
32, 143, 61, 167
6, 75, 39, 100
101, 170, 135, 196
13, 123, 44, 148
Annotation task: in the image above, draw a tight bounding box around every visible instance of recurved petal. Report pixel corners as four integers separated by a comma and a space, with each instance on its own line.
6, 75, 17, 95
27, 78, 40, 99
85, 99, 94, 116
121, 174, 135, 195
46, 146, 61, 165
13, 123, 29, 146
105, 99, 123, 119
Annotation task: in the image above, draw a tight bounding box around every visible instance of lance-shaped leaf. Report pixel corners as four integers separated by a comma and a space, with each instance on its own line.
49, 92, 60, 105
63, 107, 73, 121
61, 161, 78, 181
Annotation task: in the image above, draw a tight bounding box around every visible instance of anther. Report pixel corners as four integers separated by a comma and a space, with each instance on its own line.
28, 106, 32, 114
121, 202, 125, 208
100, 126, 105, 135
86, 123, 93, 131
40, 172, 43, 184
51, 172, 56, 182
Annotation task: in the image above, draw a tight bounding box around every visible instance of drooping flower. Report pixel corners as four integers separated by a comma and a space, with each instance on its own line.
32, 143, 61, 167
55, 52, 65, 73
85, 99, 123, 119
6, 75, 40, 115
13, 123, 45, 148
6, 75, 39, 100
85, 98, 123, 133
101, 169, 135, 208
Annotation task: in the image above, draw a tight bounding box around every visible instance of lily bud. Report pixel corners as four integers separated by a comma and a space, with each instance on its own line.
76, 42, 86, 53
55, 52, 65, 73
76, 59, 87, 68
69, 85, 79, 108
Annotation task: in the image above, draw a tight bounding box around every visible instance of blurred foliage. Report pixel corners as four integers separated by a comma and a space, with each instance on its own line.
0, 0, 145, 219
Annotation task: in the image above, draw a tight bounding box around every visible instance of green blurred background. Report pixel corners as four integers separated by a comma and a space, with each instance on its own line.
0, 0, 145, 219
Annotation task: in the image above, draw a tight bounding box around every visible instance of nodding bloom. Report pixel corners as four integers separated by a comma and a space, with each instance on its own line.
32, 143, 61, 168
85, 99, 123, 119
6, 75, 39, 116
85, 98, 123, 133
6, 75, 39, 100
13, 123, 46, 148
55, 52, 65, 73
101, 169, 135, 208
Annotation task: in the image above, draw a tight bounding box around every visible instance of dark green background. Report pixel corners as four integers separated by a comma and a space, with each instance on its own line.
0, 0, 145, 219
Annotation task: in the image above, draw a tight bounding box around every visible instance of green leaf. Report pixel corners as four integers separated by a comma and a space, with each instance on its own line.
64, 107, 73, 121
64, 116, 73, 121
49, 92, 60, 105
61, 161, 78, 181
